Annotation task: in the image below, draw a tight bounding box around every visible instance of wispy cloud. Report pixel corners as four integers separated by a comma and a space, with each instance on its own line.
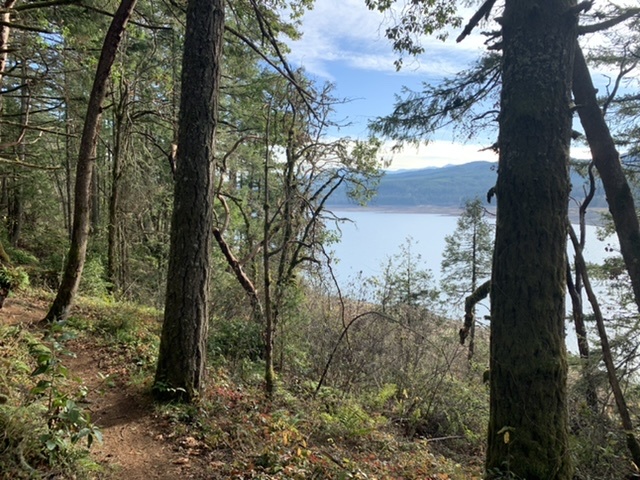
287, 0, 488, 80
383, 141, 497, 170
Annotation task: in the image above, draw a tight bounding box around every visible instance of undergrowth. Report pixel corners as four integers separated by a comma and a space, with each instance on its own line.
4, 290, 633, 479
3, 291, 486, 479
0, 318, 102, 478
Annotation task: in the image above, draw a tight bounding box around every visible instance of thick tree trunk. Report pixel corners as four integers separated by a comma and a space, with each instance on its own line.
572, 45, 640, 314
43, 0, 138, 322
486, 1, 577, 478
153, 0, 224, 402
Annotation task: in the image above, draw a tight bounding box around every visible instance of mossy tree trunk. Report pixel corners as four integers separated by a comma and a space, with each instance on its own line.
153, 0, 224, 402
486, 1, 578, 478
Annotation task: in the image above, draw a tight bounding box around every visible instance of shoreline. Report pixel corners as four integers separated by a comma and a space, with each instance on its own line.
328, 204, 608, 226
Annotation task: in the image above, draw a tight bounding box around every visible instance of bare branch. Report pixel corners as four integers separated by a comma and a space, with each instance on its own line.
578, 8, 640, 35
80, 4, 172, 31
0, 20, 53, 34
0, 156, 60, 169
456, 0, 496, 43
1, 0, 79, 13
602, 47, 637, 115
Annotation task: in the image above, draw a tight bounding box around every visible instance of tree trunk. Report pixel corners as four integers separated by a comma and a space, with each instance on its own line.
572, 45, 640, 314
107, 82, 129, 294
90, 147, 100, 231
567, 163, 598, 412
263, 111, 275, 397
0, 1, 17, 90
43, 0, 138, 322
486, 1, 577, 478
0, 1, 16, 225
8, 65, 29, 247
461, 279, 490, 346
7, 185, 22, 246
568, 227, 640, 469
468, 223, 478, 362
153, 0, 224, 402
566, 261, 598, 411
213, 227, 264, 319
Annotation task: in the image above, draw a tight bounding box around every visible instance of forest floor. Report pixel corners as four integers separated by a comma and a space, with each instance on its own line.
2, 293, 484, 479
3, 295, 213, 479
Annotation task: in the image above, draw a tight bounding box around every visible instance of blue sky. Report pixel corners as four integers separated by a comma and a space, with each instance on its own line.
286, 0, 638, 170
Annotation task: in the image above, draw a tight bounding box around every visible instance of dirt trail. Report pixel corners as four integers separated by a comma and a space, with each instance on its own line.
2, 297, 212, 479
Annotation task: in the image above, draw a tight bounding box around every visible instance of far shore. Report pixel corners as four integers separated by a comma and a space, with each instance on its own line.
328, 204, 609, 227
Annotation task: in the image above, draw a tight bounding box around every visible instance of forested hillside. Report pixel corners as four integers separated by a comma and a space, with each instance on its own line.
328, 160, 612, 209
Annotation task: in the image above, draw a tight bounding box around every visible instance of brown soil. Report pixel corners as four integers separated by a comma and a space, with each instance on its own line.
1, 296, 214, 479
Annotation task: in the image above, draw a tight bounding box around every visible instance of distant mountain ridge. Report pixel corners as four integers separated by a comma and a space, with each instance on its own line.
328, 161, 608, 210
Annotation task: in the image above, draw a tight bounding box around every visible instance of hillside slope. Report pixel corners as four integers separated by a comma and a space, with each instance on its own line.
328, 161, 607, 209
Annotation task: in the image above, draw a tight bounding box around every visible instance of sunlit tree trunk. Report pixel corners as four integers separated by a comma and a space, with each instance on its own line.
43, 0, 138, 322
154, 0, 224, 402
0, 1, 16, 85
486, 1, 577, 478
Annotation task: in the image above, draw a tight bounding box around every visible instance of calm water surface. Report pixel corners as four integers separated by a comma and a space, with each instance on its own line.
329, 209, 616, 284
328, 209, 619, 353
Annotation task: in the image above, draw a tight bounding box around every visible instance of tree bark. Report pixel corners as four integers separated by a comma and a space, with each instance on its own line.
43, 0, 137, 322
486, 1, 577, 478
572, 44, 640, 314
153, 0, 224, 402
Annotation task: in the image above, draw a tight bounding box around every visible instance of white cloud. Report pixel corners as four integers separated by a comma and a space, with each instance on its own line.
287, 0, 488, 79
383, 141, 498, 170
382, 142, 596, 171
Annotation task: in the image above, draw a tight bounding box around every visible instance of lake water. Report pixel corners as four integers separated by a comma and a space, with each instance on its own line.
329, 209, 616, 285
328, 209, 620, 352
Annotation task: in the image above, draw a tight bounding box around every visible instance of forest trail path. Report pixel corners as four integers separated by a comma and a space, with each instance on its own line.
3, 296, 212, 479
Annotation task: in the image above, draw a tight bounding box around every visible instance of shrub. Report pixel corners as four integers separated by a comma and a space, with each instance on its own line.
0, 322, 102, 478
209, 317, 263, 363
